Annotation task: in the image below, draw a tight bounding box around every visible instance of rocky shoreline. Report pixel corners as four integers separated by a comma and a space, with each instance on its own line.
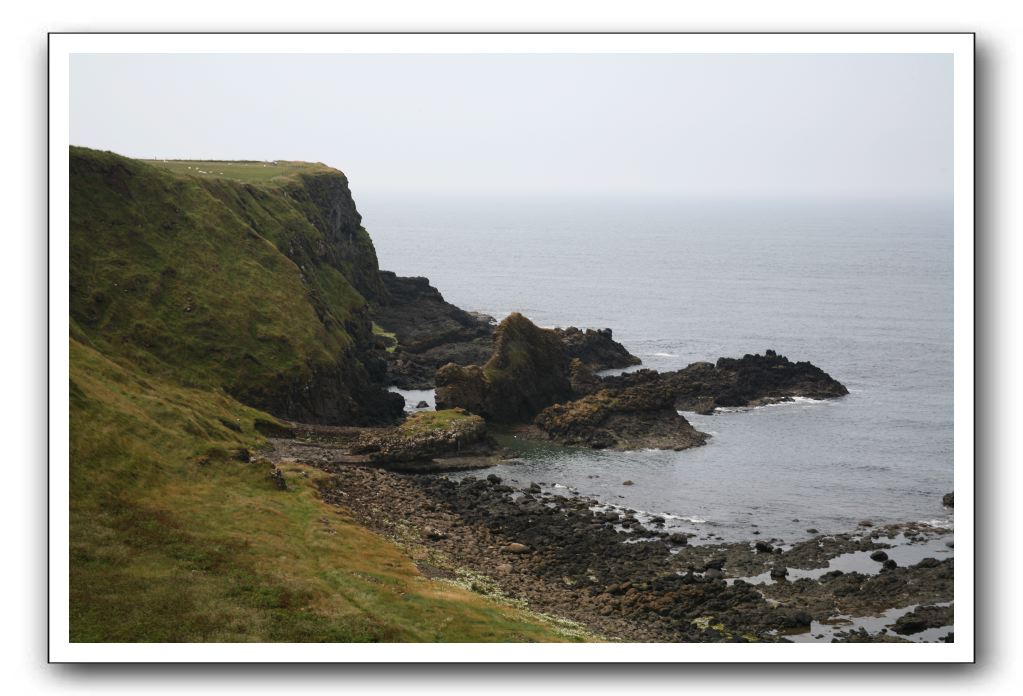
262, 430, 953, 643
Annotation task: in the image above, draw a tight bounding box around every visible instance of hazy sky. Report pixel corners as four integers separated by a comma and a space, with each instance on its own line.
71, 53, 952, 200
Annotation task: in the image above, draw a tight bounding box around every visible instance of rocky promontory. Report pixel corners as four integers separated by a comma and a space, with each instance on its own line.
434, 313, 848, 451
436, 313, 707, 450
602, 349, 849, 415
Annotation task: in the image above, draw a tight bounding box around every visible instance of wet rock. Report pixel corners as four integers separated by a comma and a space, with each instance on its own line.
667, 533, 688, 546
882, 559, 898, 570
416, 400, 429, 409
891, 605, 954, 635
858, 520, 874, 528
769, 567, 789, 579
754, 541, 774, 553
942, 492, 954, 508
805, 528, 819, 534
622, 480, 635, 486
870, 550, 889, 562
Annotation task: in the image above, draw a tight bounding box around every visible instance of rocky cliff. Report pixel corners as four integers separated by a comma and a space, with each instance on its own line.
70, 148, 402, 425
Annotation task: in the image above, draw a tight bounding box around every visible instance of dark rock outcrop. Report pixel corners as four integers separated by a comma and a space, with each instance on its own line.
374, 272, 493, 352
436, 313, 573, 423
372, 277, 642, 391
372, 272, 495, 389
551, 327, 641, 372
603, 349, 848, 414
533, 380, 708, 451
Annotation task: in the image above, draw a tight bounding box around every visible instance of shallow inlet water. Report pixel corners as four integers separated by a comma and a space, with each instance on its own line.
367, 195, 954, 545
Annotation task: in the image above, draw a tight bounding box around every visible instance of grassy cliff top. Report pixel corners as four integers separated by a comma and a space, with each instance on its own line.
144, 158, 336, 185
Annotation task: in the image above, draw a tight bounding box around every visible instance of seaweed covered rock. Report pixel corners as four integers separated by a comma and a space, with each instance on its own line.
551, 326, 641, 372
435, 313, 573, 423
352, 409, 491, 463
533, 379, 708, 451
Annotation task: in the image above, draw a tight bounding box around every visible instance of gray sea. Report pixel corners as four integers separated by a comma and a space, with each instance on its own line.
361, 194, 954, 545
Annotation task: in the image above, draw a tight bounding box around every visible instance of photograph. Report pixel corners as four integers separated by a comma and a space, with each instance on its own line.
49, 32, 974, 662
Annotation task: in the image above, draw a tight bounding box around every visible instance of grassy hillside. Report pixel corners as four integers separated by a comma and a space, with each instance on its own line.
68, 148, 582, 642
69, 337, 580, 642
146, 159, 336, 184
70, 147, 396, 425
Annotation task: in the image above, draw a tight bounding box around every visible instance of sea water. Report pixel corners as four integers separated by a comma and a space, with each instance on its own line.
360, 194, 954, 543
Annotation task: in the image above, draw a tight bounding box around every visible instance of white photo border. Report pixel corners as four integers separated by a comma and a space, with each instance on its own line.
48, 32, 975, 663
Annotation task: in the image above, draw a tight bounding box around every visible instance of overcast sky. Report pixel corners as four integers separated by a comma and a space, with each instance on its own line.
71, 53, 952, 200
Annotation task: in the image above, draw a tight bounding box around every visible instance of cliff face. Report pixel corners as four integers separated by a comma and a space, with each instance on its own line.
69, 147, 402, 425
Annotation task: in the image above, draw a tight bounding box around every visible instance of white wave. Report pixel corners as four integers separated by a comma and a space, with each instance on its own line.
652, 352, 679, 358
606, 506, 708, 525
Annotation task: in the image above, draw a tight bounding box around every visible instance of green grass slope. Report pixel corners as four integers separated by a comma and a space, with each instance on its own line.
70, 147, 397, 425
69, 337, 582, 642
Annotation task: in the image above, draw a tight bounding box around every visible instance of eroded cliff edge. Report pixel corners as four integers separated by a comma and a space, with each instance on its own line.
70, 147, 402, 425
